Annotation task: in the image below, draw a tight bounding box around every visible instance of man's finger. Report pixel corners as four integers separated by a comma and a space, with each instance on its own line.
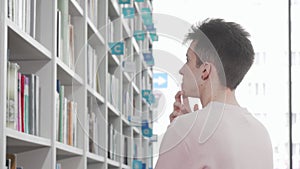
173, 102, 183, 111
193, 104, 199, 111
174, 91, 183, 103
183, 97, 192, 112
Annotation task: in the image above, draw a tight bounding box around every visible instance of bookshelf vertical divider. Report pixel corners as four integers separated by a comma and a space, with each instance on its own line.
0, 0, 8, 168
1, 0, 155, 169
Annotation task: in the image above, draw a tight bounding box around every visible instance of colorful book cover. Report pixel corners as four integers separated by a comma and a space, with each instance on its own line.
24, 76, 29, 134
24, 74, 35, 135
17, 72, 21, 131
20, 75, 25, 132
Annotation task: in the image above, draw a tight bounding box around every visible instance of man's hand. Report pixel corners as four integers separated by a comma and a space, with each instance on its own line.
169, 91, 199, 123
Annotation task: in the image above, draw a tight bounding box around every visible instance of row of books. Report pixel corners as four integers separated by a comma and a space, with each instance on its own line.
56, 80, 78, 146
108, 123, 118, 160
6, 153, 23, 169
87, 96, 99, 154
57, 1, 75, 70
7, 0, 36, 38
123, 136, 129, 165
122, 90, 132, 120
141, 74, 148, 90
107, 17, 116, 43
107, 73, 121, 111
56, 163, 62, 169
88, 111, 99, 154
87, 0, 98, 27
6, 61, 40, 136
87, 44, 102, 94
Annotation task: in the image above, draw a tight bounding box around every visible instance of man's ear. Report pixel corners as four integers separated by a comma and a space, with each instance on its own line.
201, 62, 211, 80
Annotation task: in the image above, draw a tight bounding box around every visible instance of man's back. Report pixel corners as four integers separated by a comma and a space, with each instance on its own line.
155, 101, 273, 169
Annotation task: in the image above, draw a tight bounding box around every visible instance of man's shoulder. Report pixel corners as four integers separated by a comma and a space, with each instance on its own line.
169, 109, 208, 137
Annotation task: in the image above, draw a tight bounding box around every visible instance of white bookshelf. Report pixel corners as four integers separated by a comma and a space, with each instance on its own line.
1, 0, 155, 169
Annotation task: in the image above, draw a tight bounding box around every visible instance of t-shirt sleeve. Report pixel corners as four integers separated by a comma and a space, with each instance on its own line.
155, 119, 190, 169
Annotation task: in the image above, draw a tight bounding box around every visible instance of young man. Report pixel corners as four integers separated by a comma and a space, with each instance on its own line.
155, 19, 273, 169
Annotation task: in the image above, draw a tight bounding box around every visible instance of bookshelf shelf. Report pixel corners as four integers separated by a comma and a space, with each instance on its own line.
123, 72, 131, 84
6, 128, 51, 154
133, 127, 140, 135
132, 37, 140, 54
7, 19, 52, 61
132, 82, 140, 95
121, 163, 130, 169
87, 18, 105, 46
108, 102, 121, 117
108, 52, 121, 67
107, 158, 120, 168
56, 141, 83, 160
69, 0, 84, 17
108, 0, 120, 20
87, 86, 105, 103
86, 152, 105, 164
121, 116, 131, 127
57, 59, 84, 86
147, 0, 153, 11
122, 19, 131, 39
134, 2, 141, 14
1, 0, 155, 168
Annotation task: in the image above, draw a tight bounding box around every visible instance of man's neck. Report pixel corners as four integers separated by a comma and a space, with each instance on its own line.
201, 88, 239, 108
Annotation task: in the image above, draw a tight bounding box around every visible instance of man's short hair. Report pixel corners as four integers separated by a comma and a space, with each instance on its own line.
184, 18, 254, 90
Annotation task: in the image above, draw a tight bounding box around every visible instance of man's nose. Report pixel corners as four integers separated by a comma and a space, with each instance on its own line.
179, 65, 185, 75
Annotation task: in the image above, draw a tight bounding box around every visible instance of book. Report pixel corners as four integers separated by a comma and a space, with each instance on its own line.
24, 74, 35, 135
6, 159, 11, 169
6, 62, 20, 130
30, 0, 36, 38
7, 0, 35, 37
67, 100, 73, 146
20, 74, 25, 132
59, 84, 64, 142
58, 0, 70, 67
6, 153, 16, 169
69, 19, 75, 70
56, 163, 62, 169
63, 97, 68, 144
17, 72, 21, 131
108, 123, 113, 159
89, 112, 96, 153
124, 136, 128, 165
72, 102, 77, 147
57, 10, 62, 58
56, 80, 60, 141
24, 76, 29, 134
34, 75, 40, 136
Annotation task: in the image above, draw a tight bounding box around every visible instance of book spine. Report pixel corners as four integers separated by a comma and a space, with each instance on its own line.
20, 75, 25, 132
69, 18, 75, 70
30, 0, 36, 38
34, 75, 39, 136
72, 102, 77, 147
25, 74, 35, 135
57, 10, 62, 58
17, 72, 21, 131
67, 100, 72, 146
24, 76, 29, 134
56, 80, 60, 141
59, 85, 64, 142
6, 62, 20, 130
58, 0, 70, 67
63, 97, 68, 144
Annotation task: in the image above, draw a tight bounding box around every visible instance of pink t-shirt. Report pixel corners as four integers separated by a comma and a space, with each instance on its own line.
155, 101, 273, 169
